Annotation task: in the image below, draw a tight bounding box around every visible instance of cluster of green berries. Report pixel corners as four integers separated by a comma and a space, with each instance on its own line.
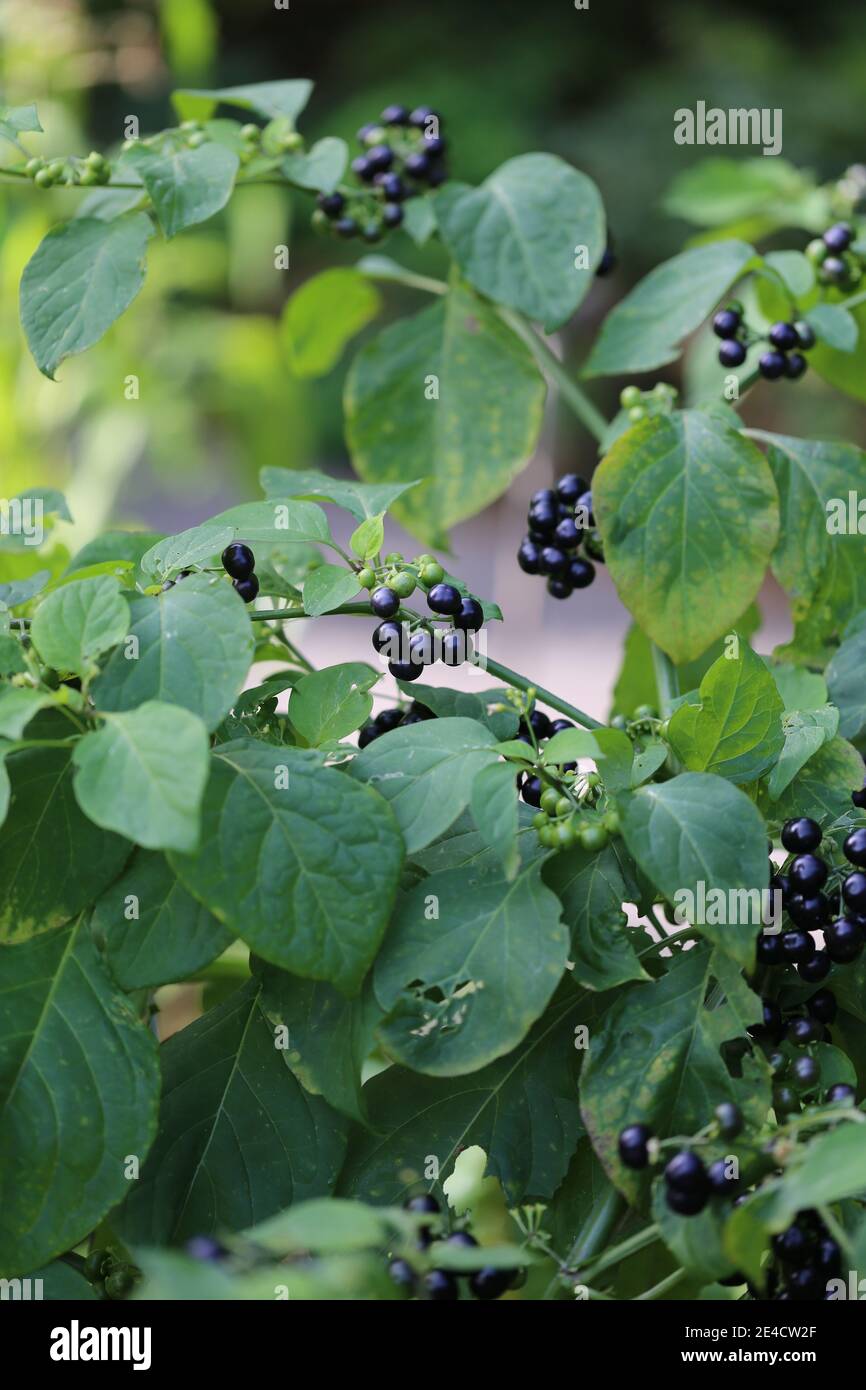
713, 302, 814, 380
388, 1194, 523, 1301
610, 703, 662, 738
531, 778, 620, 853
363, 552, 483, 679
805, 221, 863, 290
313, 103, 447, 243
23, 150, 111, 189
618, 381, 678, 425
516, 474, 603, 599
83, 1247, 139, 1299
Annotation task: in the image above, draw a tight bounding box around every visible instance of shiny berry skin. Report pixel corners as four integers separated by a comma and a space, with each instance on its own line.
539, 545, 569, 577
826, 1082, 856, 1104
773, 1224, 816, 1266
826, 915, 864, 963
823, 222, 853, 252
769, 321, 798, 351
816, 1238, 842, 1276
453, 597, 484, 632
715, 1102, 743, 1139
759, 350, 787, 380
427, 582, 462, 616
787, 1266, 824, 1301
854, 781, 866, 809
757, 932, 785, 965
407, 630, 435, 666
546, 576, 571, 599
389, 659, 423, 682
798, 950, 832, 983
470, 1266, 513, 1300
375, 171, 406, 200
596, 247, 616, 276
405, 1194, 440, 1214
557, 473, 586, 504
371, 585, 400, 618
618, 1123, 652, 1169
844, 827, 866, 866
357, 722, 379, 748
350, 155, 374, 180
317, 192, 345, 218
528, 500, 558, 533
783, 818, 824, 853
707, 1158, 739, 1196
233, 574, 259, 603
388, 1257, 416, 1290
787, 892, 829, 927
781, 929, 814, 963
794, 320, 816, 350
381, 104, 410, 125
517, 538, 541, 574
222, 542, 255, 579
762, 999, 784, 1039
405, 151, 431, 179
550, 718, 574, 734
441, 631, 472, 666
774, 1084, 800, 1117
446, 1231, 478, 1249
822, 254, 847, 283
366, 144, 393, 173
554, 517, 581, 549
807, 989, 837, 1024
423, 1269, 458, 1301
372, 619, 404, 657
382, 203, 403, 229
520, 775, 543, 808
526, 708, 552, 740
575, 490, 595, 526
784, 352, 807, 380
788, 1017, 821, 1046
789, 854, 828, 893
718, 339, 746, 367
409, 105, 437, 127
185, 1235, 227, 1262
713, 308, 741, 338
666, 1186, 708, 1217
665, 1150, 708, 1195
376, 708, 404, 734
792, 1055, 820, 1088
568, 557, 595, 589
335, 216, 359, 238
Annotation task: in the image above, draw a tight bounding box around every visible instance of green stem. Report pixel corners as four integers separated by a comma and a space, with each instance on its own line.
579, 1222, 661, 1284
496, 306, 609, 445
839, 286, 866, 312
636, 1267, 687, 1300
472, 654, 603, 730
358, 262, 448, 296
651, 643, 679, 717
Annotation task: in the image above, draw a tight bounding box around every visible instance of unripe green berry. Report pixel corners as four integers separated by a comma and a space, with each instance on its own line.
633, 704, 656, 720
532, 811, 548, 830
47, 160, 65, 179
86, 150, 107, 168
420, 562, 444, 586
555, 820, 576, 849
281, 131, 304, 152
180, 120, 201, 133
384, 551, 403, 565
34, 167, 54, 188
391, 571, 416, 599
540, 787, 560, 816
603, 809, 621, 835
580, 825, 609, 852
357, 567, 376, 590
610, 714, 628, 731
24, 157, 44, 177
311, 208, 329, 233
539, 824, 558, 848
628, 406, 646, 423
806, 238, 828, 265
620, 385, 642, 410
363, 125, 387, 147
104, 1268, 135, 1299
555, 796, 572, 818
79, 167, 100, 185
188, 131, 207, 148
240, 124, 260, 142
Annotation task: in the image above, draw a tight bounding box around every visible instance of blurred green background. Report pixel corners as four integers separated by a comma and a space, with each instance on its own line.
3, 0, 866, 552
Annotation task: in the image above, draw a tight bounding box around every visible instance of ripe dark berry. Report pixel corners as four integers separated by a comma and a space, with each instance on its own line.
527, 709, 552, 740
788, 1017, 821, 1046
185, 1236, 227, 1262
794, 320, 816, 350
768, 322, 799, 351
317, 192, 345, 218
424, 135, 447, 157
844, 827, 866, 866
757, 932, 785, 965
826, 915, 864, 963
408, 629, 435, 666
554, 517, 581, 549
718, 339, 746, 367
222, 542, 255, 579
807, 989, 837, 1024
550, 718, 575, 734
427, 582, 462, 615
357, 722, 380, 748
405, 151, 431, 179
233, 574, 259, 603
707, 1158, 739, 1196
816, 1238, 842, 1276
822, 255, 847, 284
618, 1123, 652, 1169
568, 557, 596, 589
792, 1055, 820, 1088
351, 155, 374, 180
823, 222, 853, 252
596, 247, 616, 276
528, 500, 558, 533
762, 999, 784, 1039
539, 545, 569, 577
774, 1084, 800, 1117
446, 1231, 478, 1249
784, 352, 807, 380
556, 473, 586, 504
787, 892, 829, 927
666, 1186, 708, 1217
575, 490, 595, 526
371, 586, 400, 619
382, 202, 403, 228
713, 308, 741, 338
798, 950, 831, 983
356, 122, 379, 143
405, 1194, 439, 1214
759, 350, 786, 380
520, 775, 543, 808
376, 708, 404, 733
366, 145, 393, 173
854, 780, 866, 809
773, 1224, 816, 1266
786, 1265, 824, 1301
715, 1102, 743, 1139
423, 1269, 458, 1301
783, 818, 824, 854
375, 171, 406, 201
372, 619, 404, 657
389, 659, 423, 682
789, 854, 828, 893
469, 1266, 513, 1300
453, 596, 484, 632
547, 577, 573, 599
664, 1150, 708, 1196
388, 1257, 416, 1290
781, 929, 814, 963
409, 106, 437, 128
335, 216, 359, 238
517, 539, 541, 574
441, 631, 472, 666
381, 104, 410, 125
826, 1082, 856, 1104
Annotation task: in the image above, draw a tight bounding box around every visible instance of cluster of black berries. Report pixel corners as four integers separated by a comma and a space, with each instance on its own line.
83, 1248, 138, 1299
755, 991, 856, 1120
363, 552, 484, 681
713, 302, 814, 381
762, 1212, 844, 1301
618, 1103, 744, 1217
314, 104, 447, 242
757, 817, 866, 978
358, 699, 435, 748
388, 1194, 522, 1301
514, 707, 620, 853
806, 222, 863, 290
516, 475, 602, 599
222, 542, 260, 603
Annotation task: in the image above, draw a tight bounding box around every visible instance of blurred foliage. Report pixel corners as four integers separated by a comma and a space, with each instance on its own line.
2, 0, 866, 543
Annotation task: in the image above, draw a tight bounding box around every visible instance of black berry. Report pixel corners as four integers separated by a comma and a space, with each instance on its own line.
773, 1224, 816, 1266
798, 950, 832, 983
446, 1231, 478, 1249
781, 818, 821, 853
335, 216, 359, 239
666, 1186, 708, 1217
405, 151, 431, 179
423, 1269, 458, 1301
788, 1017, 821, 1046
381, 104, 410, 125
383, 202, 403, 229
792, 1055, 820, 1088
715, 1102, 743, 1139
520, 775, 543, 808
768, 322, 799, 351
707, 1158, 739, 1196
665, 1150, 708, 1196
547, 578, 572, 599
372, 619, 403, 655
317, 192, 345, 218
389, 659, 423, 682
794, 320, 816, 350
569, 557, 596, 589
470, 1266, 513, 1300
357, 722, 379, 748
618, 1123, 652, 1169
759, 350, 787, 380
784, 352, 807, 380
844, 827, 866, 866
222, 542, 255, 580
806, 989, 836, 1024
388, 1257, 416, 1290
427, 582, 462, 615
376, 708, 404, 733
554, 517, 581, 549
233, 574, 259, 603
539, 545, 569, 577
781, 929, 814, 964
441, 630, 472, 666
787, 893, 829, 927
757, 932, 785, 965
453, 597, 484, 632
718, 339, 746, 367
517, 539, 541, 574
371, 586, 400, 618
713, 308, 741, 339
789, 854, 828, 893
826, 915, 864, 962
823, 222, 853, 252
557, 473, 586, 504
826, 1083, 855, 1104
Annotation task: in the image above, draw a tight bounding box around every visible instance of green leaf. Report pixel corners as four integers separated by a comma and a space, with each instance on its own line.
139, 523, 235, 582
172, 80, 313, 124
827, 622, 866, 739
124, 142, 238, 238
204, 498, 333, 547
620, 772, 769, 967
580, 947, 770, 1204
242, 1196, 397, 1255
0, 569, 51, 609
339, 989, 585, 1205
808, 301, 866, 401
434, 154, 606, 331
761, 433, 866, 662
349, 513, 384, 562
0, 919, 159, 1276
72, 702, 209, 853
281, 268, 381, 379
20, 213, 153, 379
30, 575, 129, 678
169, 741, 404, 994
0, 686, 56, 740
256, 963, 381, 1124
661, 158, 820, 231
651, 1181, 736, 1283
766, 705, 839, 799
667, 640, 784, 782
583, 240, 756, 377
345, 279, 545, 545
349, 716, 501, 852
0, 101, 42, 150
771, 661, 828, 713
116, 979, 346, 1247
66, 530, 163, 577
762, 250, 815, 298
543, 843, 649, 991
283, 137, 348, 193
542, 726, 634, 791
806, 302, 858, 352
91, 849, 233, 990
374, 860, 568, 1075
260, 467, 419, 522
469, 760, 520, 879
30, 1259, 100, 1300
92, 574, 254, 733
301, 563, 361, 617
761, 735, 864, 826
0, 746, 128, 942
594, 411, 779, 664
288, 662, 379, 744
